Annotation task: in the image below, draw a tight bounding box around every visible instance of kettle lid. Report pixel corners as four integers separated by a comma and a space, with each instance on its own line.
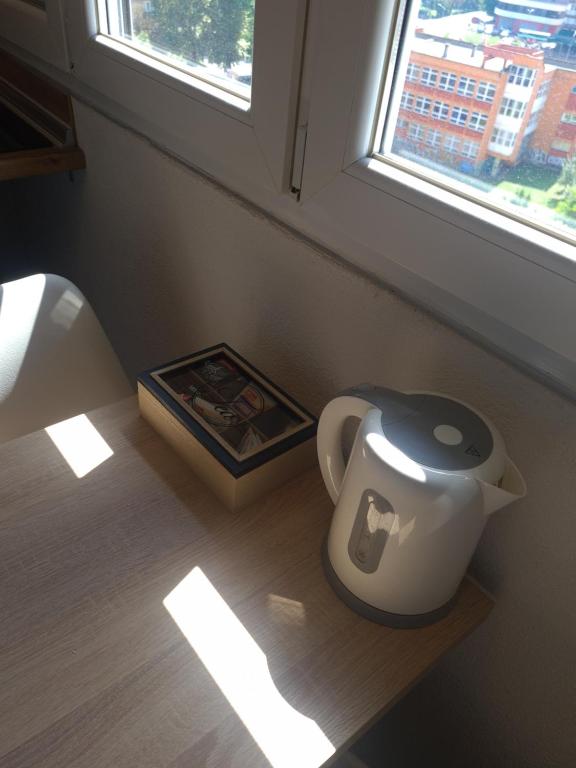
347, 386, 507, 484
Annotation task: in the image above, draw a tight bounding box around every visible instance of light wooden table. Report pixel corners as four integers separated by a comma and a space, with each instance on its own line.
0, 398, 493, 768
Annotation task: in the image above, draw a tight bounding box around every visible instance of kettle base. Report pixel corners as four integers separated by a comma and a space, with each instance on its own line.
321, 541, 457, 629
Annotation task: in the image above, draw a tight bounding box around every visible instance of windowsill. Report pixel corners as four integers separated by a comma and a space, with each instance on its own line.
349, 156, 576, 285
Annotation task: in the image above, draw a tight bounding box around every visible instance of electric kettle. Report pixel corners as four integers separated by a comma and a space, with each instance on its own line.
318, 384, 526, 627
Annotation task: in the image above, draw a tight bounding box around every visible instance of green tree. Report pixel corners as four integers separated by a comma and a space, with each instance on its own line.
149, 0, 254, 68
559, 155, 576, 197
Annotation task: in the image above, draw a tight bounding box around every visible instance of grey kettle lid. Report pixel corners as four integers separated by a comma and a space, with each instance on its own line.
343, 384, 500, 478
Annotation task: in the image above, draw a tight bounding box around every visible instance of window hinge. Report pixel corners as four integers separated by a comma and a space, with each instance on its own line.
290, 123, 308, 200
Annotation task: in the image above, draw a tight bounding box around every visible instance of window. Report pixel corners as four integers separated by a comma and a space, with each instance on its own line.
490, 128, 516, 148
406, 63, 420, 83
443, 134, 460, 153
300, 0, 576, 401
65, 0, 307, 200
476, 81, 496, 102
421, 67, 438, 87
408, 123, 425, 141
400, 92, 415, 110
551, 139, 572, 151
460, 140, 479, 159
449, 106, 468, 127
414, 96, 432, 115
457, 76, 476, 98
439, 72, 457, 92
99, 0, 255, 101
432, 101, 449, 121
508, 66, 536, 87
14, 0, 576, 417
469, 112, 488, 132
560, 112, 576, 125
499, 98, 527, 119
425, 128, 441, 148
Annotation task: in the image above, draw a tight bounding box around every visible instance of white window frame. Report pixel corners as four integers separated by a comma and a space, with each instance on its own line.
413, 95, 431, 115
500, 98, 527, 119
400, 91, 414, 110
444, 134, 460, 153
457, 76, 476, 98
469, 111, 488, 132
449, 106, 469, 127
406, 62, 420, 82
438, 71, 456, 92
0, 0, 68, 68
460, 140, 479, 158
432, 101, 449, 121
64, 0, 307, 199
408, 123, 425, 141
420, 66, 437, 87
287, 0, 576, 397
425, 128, 441, 148
2, 0, 576, 396
508, 65, 536, 87
476, 81, 496, 102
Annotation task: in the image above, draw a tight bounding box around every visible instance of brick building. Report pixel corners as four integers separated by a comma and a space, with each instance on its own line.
530, 66, 576, 162
493, 0, 573, 38
393, 38, 559, 174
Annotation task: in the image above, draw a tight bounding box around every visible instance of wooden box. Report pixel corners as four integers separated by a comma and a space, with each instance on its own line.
137, 344, 317, 511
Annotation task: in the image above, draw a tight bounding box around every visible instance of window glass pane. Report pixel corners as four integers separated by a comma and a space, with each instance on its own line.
379, 0, 576, 242
101, 0, 255, 100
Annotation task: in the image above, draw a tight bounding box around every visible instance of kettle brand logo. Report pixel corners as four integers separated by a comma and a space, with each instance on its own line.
465, 444, 481, 457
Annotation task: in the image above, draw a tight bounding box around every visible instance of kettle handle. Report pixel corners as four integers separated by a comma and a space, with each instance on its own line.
317, 395, 374, 504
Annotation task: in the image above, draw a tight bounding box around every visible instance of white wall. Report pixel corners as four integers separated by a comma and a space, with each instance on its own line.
10, 102, 576, 767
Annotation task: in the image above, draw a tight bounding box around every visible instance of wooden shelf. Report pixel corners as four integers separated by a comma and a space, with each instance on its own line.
0, 49, 85, 181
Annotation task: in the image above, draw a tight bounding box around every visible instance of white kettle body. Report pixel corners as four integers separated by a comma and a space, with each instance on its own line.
318, 385, 526, 627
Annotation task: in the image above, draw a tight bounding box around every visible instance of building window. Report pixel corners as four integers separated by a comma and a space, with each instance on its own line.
507, 66, 536, 87
457, 76, 476, 98
414, 96, 432, 115
449, 106, 469, 126
439, 72, 457, 92
421, 67, 438, 87
476, 81, 496, 102
426, 128, 442, 147
408, 123, 425, 141
461, 140, 479, 158
397, 118, 408, 129
432, 101, 450, 121
469, 112, 488, 132
490, 128, 516, 148
406, 63, 421, 83
499, 98, 527, 119
443, 134, 460, 153
551, 138, 572, 151
400, 92, 415, 110
560, 112, 576, 124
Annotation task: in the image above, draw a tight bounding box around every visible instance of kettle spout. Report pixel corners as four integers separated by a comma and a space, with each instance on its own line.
480, 459, 527, 516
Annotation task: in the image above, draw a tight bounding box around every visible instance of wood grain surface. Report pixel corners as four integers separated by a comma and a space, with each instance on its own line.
0, 398, 493, 768
0, 146, 85, 181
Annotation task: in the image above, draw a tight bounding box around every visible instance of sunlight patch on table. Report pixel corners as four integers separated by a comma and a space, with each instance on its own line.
267, 594, 306, 626
45, 414, 114, 478
163, 567, 334, 768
